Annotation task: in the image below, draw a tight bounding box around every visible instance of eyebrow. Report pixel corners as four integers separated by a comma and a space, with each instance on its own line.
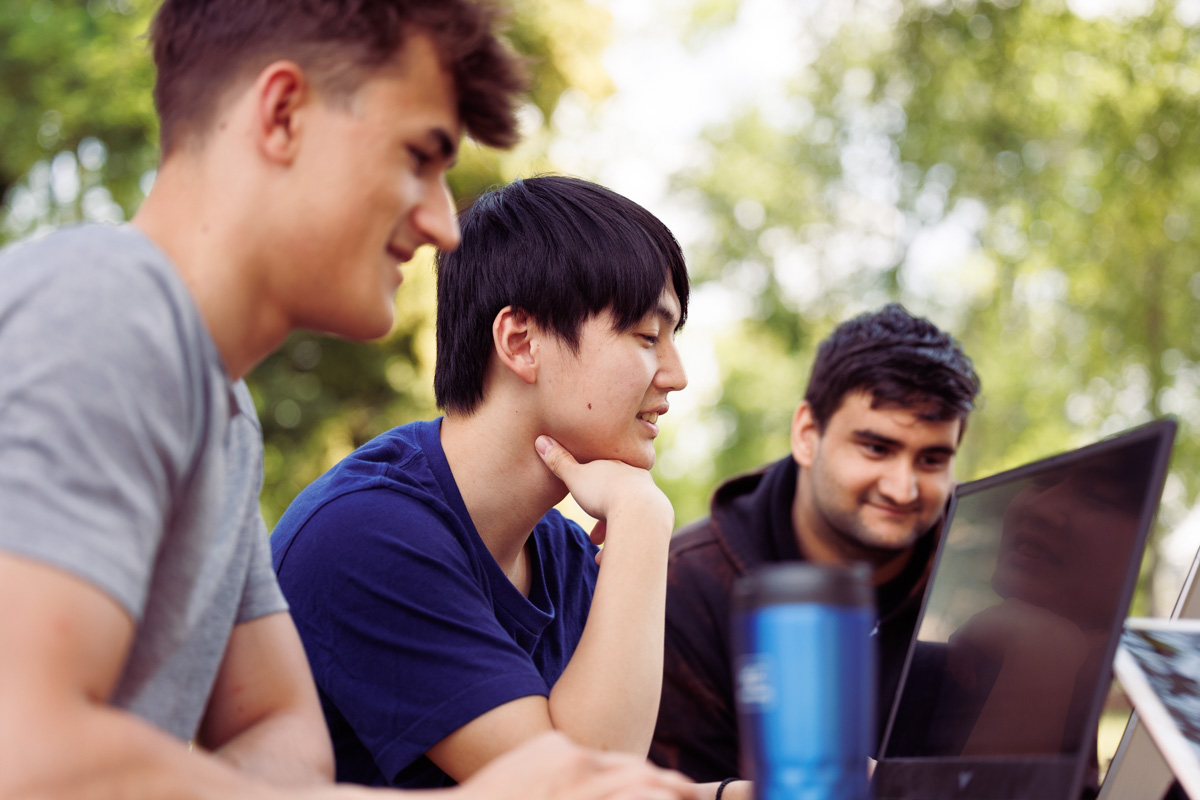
428, 128, 458, 164
852, 429, 957, 456
654, 299, 683, 331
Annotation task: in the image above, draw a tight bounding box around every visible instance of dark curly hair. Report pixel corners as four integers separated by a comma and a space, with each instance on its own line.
805, 303, 981, 430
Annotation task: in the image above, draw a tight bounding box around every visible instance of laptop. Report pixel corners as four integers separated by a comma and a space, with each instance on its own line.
1097, 546, 1200, 800
1112, 618, 1200, 800
872, 419, 1177, 800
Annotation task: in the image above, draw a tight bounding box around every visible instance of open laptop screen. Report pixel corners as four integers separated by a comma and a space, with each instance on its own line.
875, 420, 1175, 800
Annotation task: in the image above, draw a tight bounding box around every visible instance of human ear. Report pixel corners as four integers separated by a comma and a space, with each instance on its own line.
790, 401, 819, 468
253, 61, 309, 164
492, 306, 538, 384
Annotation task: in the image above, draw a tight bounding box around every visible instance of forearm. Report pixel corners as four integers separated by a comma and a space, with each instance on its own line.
197, 611, 335, 788
548, 505, 673, 754
207, 705, 335, 788
0, 565, 354, 800
2, 699, 282, 800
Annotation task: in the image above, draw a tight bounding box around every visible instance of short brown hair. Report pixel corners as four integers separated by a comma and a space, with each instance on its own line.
150, 0, 527, 155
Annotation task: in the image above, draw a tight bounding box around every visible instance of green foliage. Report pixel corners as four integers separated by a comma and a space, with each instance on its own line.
0, 0, 157, 236
0, 0, 612, 526
857, 0, 1200, 494
3, 0, 1196, 595
673, 0, 1199, 608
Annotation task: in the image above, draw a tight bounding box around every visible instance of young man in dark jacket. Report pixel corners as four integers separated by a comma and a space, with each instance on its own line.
650, 303, 981, 784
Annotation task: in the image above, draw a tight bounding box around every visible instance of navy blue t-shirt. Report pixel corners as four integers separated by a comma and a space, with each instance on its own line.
271, 418, 599, 788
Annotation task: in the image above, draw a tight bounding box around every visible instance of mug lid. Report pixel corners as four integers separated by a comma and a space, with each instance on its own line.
733, 562, 874, 609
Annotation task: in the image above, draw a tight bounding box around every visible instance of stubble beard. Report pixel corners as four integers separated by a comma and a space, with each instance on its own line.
801, 449, 931, 568
811, 486, 927, 566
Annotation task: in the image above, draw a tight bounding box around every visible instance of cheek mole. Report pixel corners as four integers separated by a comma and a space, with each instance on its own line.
587, 403, 593, 410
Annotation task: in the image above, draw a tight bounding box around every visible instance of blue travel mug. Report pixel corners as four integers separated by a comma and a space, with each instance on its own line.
733, 562, 876, 800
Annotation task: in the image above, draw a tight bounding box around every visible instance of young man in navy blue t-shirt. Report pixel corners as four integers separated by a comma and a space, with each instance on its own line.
272, 176, 691, 790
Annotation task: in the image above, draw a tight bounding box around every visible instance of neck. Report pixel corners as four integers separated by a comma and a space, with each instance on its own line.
131, 155, 292, 380
439, 403, 568, 581
792, 470, 914, 587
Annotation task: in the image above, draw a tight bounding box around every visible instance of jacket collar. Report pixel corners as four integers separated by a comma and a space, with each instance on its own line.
706, 455, 940, 620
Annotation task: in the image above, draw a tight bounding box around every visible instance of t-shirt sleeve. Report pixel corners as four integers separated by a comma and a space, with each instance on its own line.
231, 382, 288, 625
0, 256, 191, 620
236, 511, 289, 624
278, 488, 549, 783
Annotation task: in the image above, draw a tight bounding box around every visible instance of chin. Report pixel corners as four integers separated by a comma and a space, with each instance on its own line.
620, 443, 657, 470
598, 452, 656, 471
851, 526, 922, 552
563, 433, 657, 470
300, 296, 395, 342
992, 573, 1053, 608
337, 308, 396, 342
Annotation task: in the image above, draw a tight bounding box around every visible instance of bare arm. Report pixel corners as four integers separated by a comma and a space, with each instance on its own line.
0, 552, 697, 800
426, 435, 673, 781
459, 732, 701, 800
540, 436, 674, 754
197, 611, 335, 786
0, 551, 283, 800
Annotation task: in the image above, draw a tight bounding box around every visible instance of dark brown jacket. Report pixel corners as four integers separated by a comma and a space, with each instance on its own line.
648, 456, 938, 781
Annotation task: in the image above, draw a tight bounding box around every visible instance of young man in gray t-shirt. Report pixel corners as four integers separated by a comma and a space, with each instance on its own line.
0, 3, 697, 800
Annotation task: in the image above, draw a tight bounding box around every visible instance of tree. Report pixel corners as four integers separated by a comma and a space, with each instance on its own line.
670, 0, 1200, 608
0, 0, 157, 237
0, 0, 613, 525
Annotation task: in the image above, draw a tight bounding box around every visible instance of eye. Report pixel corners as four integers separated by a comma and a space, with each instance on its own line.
408, 146, 434, 172
1082, 482, 1134, 512
918, 453, 951, 471
1031, 470, 1066, 490
861, 442, 889, 457
638, 333, 660, 345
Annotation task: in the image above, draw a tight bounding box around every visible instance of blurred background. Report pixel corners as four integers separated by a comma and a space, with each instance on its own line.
2, 0, 1197, 619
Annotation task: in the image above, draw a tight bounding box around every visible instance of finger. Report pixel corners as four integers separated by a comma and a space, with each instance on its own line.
536, 434, 578, 481
585, 757, 696, 791
560, 760, 695, 800
605, 786, 696, 800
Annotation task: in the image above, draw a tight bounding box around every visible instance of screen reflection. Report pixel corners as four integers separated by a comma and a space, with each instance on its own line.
887, 437, 1161, 759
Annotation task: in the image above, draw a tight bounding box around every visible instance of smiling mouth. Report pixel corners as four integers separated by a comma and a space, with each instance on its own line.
637, 412, 659, 425
865, 498, 920, 518
1010, 536, 1061, 566
873, 505, 913, 517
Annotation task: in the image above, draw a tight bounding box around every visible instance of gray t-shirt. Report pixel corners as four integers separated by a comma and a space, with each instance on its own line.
0, 223, 287, 740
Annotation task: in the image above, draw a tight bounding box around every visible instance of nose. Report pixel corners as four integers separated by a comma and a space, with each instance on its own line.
412, 176, 461, 252
654, 337, 688, 394
1023, 479, 1073, 530
878, 459, 918, 506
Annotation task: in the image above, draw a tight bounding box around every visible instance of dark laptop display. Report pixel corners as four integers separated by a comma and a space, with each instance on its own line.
874, 419, 1176, 800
